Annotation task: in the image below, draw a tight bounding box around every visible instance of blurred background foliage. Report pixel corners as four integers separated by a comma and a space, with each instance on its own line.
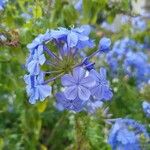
0, 0, 150, 149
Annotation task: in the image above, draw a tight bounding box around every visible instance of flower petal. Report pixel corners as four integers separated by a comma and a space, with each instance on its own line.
61, 74, 75, 86
39, 54, 46, 65
80, 76, 95, 88
78, 86, 91, 101
64, 86, 78, 100
91, 85, 103, 99
27, 61, 40, 75
73, 67, 85, 82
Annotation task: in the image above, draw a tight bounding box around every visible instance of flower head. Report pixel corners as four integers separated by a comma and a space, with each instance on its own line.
108, 118, 149, 150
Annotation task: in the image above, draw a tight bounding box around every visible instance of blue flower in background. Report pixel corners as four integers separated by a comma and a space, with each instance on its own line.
90, 68, 113, 101
75, 0, 82, 12
24, 72, 51, 104
99, 37, 111, 52
108, 118, 149, 150
55, 92, 84, 112
131, 16, 147, 32
61, 67, 95, 101
21, 13, 32, 21
101, 21, 116, 33
142, 101, 150, 118
0, 0, 7, 10
124, 51, 150, 85
106, 37, 150, 87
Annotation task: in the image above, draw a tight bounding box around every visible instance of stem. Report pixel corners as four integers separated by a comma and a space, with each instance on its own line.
86, 49, 100, 59
43, 45, 61, 61
73, 50, 102, 69
44, 73, 64, 84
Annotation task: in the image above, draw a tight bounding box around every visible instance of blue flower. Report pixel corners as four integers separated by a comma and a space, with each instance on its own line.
106, 37, 150, 86
21, 13, 32, 21
108, 118, 149, 150
124, 51, 150, 84
99, 37, 111, 52
61, 67, 95, 101
142, 101, 150, 118
75, 0, 82, 12
90, 68, 113, 101
27, 30, 50, 51
101, 22, 116, 33
27, 45, 46, 75
0, 0, 7, 10
24, 26, 113, 109
131, 16, 147, 31
24, 72, 51, 104
55, 92, 84, 112
85, 97, 103, 114
50, 25, 94, 51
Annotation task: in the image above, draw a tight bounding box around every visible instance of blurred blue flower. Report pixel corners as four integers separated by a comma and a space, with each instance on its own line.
61, 67, 95, 101
90, 68, 113, 100
55, 92, 84, 112
106, 37, 150, 86
101, 21, 116, 33
108, 118, 149, 150
75, 0, 82, 12
131, 16, 147, 32
0, 0, 7, 10
24, 72, 51, 104
142, 101, 150, 118
99, 37, 111, 52
21, 13, 32, 21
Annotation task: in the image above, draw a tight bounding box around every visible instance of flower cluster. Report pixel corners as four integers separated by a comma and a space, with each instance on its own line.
106, 37, 150, 87
24, 25, 113, 112
101, 15, 147, 33
142, 101, 150, 118
108, 118, 150, 150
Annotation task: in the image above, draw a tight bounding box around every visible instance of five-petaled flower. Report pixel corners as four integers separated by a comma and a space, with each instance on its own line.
61, 67, 95, 101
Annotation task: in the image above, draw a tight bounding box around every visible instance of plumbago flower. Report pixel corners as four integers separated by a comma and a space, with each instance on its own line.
24, 25, 113, 112
108, 118, 150, 150
0, 0, 7, 10
142, 101, 150, 118
106, 37, 150, 87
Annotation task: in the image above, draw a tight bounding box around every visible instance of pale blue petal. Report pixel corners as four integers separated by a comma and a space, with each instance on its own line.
61, 74, 75, 86
64, 86, 78, 100
78, 86, 90, 101
67, 31, 78, 48
73, 67, 85, 82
